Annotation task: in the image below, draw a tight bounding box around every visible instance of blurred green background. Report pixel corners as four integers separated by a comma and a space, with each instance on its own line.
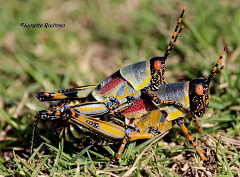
0, 0, 240, 175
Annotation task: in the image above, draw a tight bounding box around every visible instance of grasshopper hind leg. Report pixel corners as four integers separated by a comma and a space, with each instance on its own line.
36, 85, 97, 101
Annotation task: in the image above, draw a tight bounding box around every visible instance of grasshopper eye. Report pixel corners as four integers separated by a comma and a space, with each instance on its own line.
196, 84, 204, 95
154, 61, 162, 70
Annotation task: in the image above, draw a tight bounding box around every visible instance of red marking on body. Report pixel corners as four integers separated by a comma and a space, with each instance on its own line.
99, 77, 125, 94
122, 99, 155, 114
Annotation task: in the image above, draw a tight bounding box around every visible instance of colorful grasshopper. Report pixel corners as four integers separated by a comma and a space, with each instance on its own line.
31, 7, 186, 154
32, 48, 225, 163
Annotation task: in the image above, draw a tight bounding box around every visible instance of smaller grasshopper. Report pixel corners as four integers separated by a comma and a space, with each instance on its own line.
32, 48, 225, 163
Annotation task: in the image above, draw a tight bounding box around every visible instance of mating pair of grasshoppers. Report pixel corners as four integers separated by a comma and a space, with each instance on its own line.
31, 7, 225, 163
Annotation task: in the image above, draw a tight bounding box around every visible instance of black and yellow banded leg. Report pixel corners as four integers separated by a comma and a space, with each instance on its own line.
36, 85, 96, 101
144, 88, 190, 112
177, 118, 208, 163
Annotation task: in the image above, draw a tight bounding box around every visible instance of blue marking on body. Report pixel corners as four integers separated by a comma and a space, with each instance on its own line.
116, 82, 127, 102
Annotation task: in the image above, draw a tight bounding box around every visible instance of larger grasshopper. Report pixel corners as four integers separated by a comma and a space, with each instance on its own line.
33, 48, 226, 163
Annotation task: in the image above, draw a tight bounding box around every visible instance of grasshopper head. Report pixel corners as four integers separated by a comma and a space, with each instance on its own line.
189, 48, 226, 118
149, 56, 169, 90
150, 57, 166, 78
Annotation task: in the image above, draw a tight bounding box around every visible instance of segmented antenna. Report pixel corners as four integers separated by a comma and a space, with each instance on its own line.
206, 47, 226, 85
164, 6, 186, 59
168, 25, 184, 53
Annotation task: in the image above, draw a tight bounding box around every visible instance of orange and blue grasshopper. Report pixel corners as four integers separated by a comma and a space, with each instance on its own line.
32, 48, 226, 163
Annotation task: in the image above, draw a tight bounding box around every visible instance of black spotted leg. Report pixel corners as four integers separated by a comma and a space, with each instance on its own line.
177, 118, 208, 162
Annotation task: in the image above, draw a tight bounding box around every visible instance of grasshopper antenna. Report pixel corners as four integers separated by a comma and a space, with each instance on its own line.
163, 6, 186, 60
206, 47, 226, 86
